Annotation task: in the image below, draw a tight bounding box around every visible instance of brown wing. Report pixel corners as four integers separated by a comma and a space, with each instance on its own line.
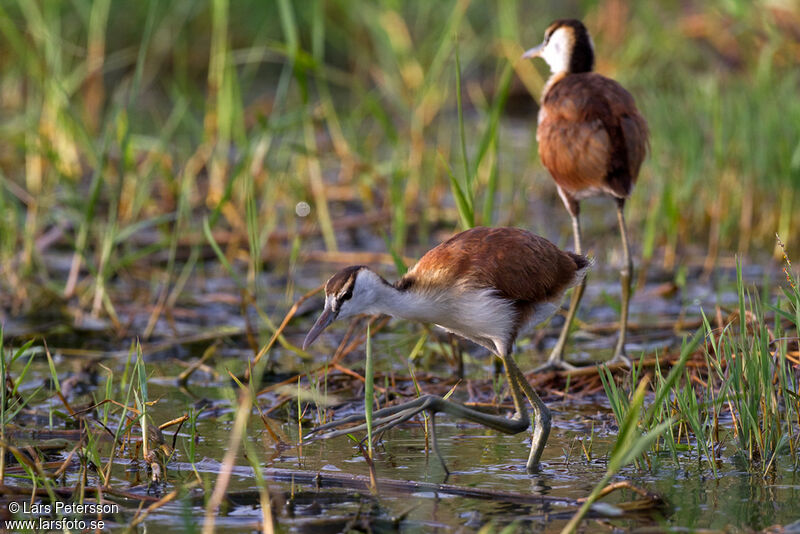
537, 72, 649, 198
399, 227, 584, 303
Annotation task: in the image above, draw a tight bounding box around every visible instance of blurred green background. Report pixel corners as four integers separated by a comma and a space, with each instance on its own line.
1, 0, 799, 316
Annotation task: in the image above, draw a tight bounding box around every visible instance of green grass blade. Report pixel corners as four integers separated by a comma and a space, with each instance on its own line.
365, 323, 374, 459
136, 340, 149, 458
454, 41, 472, 203
203, 215, 245, 290
440, 154, 474, 228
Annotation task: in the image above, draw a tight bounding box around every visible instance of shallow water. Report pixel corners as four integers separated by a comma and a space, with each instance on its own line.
84, 375, 800, 532
4, 247, 799, 532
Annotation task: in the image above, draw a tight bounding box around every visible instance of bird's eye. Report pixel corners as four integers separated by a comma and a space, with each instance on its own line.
340, 286, 354, 302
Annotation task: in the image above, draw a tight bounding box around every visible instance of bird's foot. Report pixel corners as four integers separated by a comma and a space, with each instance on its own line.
533, 358, 578, 374
604, 352, 632, 368
305, 396, 434, 443
306, 395, 458, 475
305, 394, 533, 473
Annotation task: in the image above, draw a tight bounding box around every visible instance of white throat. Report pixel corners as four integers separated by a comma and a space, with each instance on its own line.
540, 27, 572, 74
367, 282, 518, 354
337, 271, 438, 322
370, 283, 439, 323
342, 272, 524, 354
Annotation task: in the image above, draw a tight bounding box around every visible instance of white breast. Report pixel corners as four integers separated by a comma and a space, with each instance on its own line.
429, 288, 516, 347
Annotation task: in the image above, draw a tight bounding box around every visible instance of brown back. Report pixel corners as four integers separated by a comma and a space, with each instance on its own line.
398, 227, 584, 304
538, 72, 649, 198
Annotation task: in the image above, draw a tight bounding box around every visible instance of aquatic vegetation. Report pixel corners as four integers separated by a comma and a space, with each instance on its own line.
1, 2, 799, 312
1, 0, 799, 531
600, 260, 800, 477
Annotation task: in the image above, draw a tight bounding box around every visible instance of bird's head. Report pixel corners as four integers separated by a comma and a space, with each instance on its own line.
303, 265, 386, 349
521, 19, 594, 74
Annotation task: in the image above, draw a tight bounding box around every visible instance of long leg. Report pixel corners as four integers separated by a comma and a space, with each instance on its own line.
315, 354, 551, 473
609, 198, 633, 366
539, 189, 586, 371
504, 356, 551, 472
305, 355, 534, 469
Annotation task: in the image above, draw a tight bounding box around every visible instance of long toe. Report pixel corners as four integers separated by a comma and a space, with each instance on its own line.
533, 359, 578, 374
308, 398, 435, 442
313, 408, 425, 442
370, 405, 429, 435
604, 352, 632, 368
313, 421, 371, 441
306, 413, 367, 436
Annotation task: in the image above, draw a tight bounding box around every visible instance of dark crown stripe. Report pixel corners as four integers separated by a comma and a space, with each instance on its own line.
550, 19, 594, 73
325, 265, 365, 296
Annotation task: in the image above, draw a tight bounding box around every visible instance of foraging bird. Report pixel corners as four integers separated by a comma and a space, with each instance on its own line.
522, 19, 649, 369
303, 226, 590, 472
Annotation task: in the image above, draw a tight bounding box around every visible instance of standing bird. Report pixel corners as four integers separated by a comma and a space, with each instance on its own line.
302, 226, 590, 473
522, 19, 648, 369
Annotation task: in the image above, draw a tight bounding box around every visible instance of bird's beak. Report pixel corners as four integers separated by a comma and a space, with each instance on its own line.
521, 43, 544, 59
303, 305, 337, 350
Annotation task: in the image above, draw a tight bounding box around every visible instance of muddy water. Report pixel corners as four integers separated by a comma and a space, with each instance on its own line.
5, 255, 800, 532
95, 375, 800, 532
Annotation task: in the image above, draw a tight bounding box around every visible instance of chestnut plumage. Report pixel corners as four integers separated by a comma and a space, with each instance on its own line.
523, 19, 648, 368
538, 73, 648, 205
303, 226, 591, 473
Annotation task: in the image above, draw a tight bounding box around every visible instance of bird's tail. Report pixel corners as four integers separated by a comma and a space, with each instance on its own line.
568, 253, 593, 287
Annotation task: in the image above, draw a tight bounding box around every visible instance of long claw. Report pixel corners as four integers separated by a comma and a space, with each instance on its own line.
303, 391, 536, 468
370, 406, 428, 435
606, 352, 632, 368
313, 406, 423, 441
306, 398, 432, 442
307, 398, 428, 437
306, 413, 368, 436
533, 359, 578, 374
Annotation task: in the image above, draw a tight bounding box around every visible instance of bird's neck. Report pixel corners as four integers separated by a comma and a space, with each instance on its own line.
542, 48, 593, 98
542, 71, 569, 98
370, 283, 443, 324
